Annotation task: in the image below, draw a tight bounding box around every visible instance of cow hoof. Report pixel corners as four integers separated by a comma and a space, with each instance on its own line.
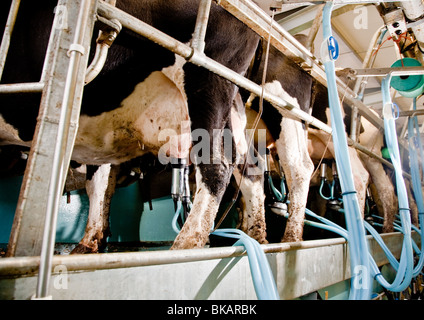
70, 243, 98, 254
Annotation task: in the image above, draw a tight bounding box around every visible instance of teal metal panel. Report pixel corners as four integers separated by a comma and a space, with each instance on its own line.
56, 190, 90, 243
0, 176, 177, 245
138, 197, 178, 242
0, 176, 22, 243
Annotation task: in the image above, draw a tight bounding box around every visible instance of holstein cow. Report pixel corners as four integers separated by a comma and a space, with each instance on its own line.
1, 0, 272, 252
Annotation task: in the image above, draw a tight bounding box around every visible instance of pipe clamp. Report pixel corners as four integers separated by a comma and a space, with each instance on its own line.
67, 43, 86, 57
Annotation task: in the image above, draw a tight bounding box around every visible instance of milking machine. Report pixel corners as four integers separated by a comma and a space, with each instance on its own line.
264, 148, 350, 240
364, 187, 378, 227
318, 161, 343, 212
264, 148, 288, 216
170, 158, 192, 233
169, 153, 280, 300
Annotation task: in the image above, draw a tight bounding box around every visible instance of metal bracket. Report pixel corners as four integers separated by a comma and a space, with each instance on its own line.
85, 15, 121, 84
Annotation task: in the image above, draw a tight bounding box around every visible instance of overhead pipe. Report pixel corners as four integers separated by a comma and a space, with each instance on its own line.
350, 26, 387, 142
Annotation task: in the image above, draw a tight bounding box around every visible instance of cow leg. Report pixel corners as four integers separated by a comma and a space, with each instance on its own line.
276, 117, 314, 242
359, 116, 397, 233
405, 179, 419, 228
171, 161, 234, 249
233, 160, 268, 244
231, 94, 267, 243
363, 158, 397, 232
71, 163, 118, 254
348, 148, 369, 218
169, 115, 235, 249
171, 114, 236, 249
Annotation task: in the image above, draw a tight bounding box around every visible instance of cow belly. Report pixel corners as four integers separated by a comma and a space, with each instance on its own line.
0, 115, 30, 147
74, 70, 189, 165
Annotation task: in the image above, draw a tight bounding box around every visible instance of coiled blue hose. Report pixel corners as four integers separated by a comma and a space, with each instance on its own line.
379, 75, 414, 291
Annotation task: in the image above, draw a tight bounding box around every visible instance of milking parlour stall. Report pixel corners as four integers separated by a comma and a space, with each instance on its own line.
0, 0, 423, 311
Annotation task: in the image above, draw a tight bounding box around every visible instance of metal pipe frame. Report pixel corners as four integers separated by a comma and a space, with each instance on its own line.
0, 82, 44, 94
1, 232, 417, 277
98, 0, 408, 173
355, 66, 424, 77
35, 0, 97, 299
215, 0, 384, 130
191, 0, 212, 53
97, 1, 332, 134
0, 0, 21, 81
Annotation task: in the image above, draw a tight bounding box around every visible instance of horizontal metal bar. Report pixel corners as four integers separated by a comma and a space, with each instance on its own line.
281, 0, 400, 3
0, 232, 417, 278
355, 66, 424, 77
0, 82, 44, 94
97, 1, 332, 134
398, 109, 424, 117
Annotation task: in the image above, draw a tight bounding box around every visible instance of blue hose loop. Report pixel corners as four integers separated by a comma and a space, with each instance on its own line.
280, 177, 287, 200
322, 2, 371, 300
212, 229, 280, 300
269, 175, 283, 201
373, 75, 415, 290
172, 200, 183, 234
319, 178, 335, 201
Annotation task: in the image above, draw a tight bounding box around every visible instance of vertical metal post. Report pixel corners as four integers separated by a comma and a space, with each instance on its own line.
7, 0, 97, 258
0, 0, 21, 80
35, 0, 97, 299
350, 26, 386, 141
191, 0, 212, 53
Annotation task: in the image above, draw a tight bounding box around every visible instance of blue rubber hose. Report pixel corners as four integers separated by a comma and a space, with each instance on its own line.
212, 229, 280, 300
407, 99, 424, 276
322, 2, 371, 299
372, 75, 414, 291
171, 200, 183, 234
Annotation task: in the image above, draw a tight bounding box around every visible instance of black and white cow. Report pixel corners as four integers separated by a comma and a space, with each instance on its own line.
1, 0, 270, 252
4, 0, 361, 252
